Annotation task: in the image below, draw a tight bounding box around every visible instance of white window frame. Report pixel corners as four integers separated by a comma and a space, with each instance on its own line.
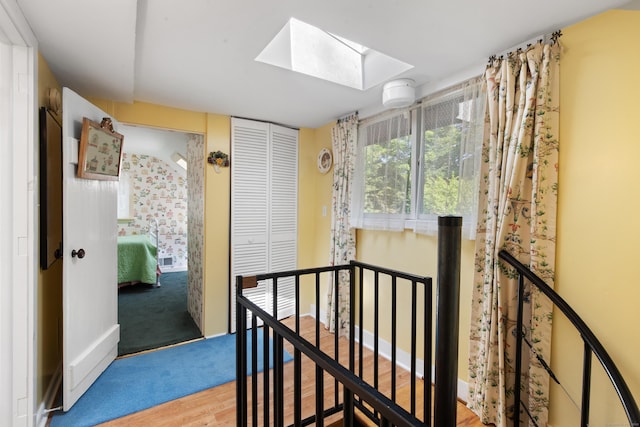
352, 77, 485, 239
351, 108, 416, 231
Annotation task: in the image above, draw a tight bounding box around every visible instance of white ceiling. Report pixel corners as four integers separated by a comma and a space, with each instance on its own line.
120, 124, 189, 177
17, 0, 633, 129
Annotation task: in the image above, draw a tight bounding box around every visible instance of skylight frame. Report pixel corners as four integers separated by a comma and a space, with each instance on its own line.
255, 18, 413, 91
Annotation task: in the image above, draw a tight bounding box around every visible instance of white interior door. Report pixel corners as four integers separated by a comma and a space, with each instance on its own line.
61, 87, 120, 411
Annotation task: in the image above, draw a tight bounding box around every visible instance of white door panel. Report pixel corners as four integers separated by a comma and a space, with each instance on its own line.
62, 87, 120, 410
230, 118, 297, 332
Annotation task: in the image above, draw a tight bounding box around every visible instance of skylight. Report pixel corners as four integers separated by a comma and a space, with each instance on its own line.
256, 18, 413, 91
171, 152, 187, 170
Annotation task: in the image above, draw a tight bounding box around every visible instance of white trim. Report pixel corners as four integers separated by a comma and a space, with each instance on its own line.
158, 265, 188, 273
35, 365, 62, 427
204, 331, 228, 340
354, 324, 426, 378
0, 2, 37, 426
309, 304, 468, 402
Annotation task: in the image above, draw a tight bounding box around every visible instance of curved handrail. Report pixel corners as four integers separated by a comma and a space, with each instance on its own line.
498, 250, 640, 425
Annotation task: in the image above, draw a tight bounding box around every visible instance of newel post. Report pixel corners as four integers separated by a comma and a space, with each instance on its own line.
434, 216, 462, 427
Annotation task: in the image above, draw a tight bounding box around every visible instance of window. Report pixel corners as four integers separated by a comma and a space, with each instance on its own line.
352, 77, 486, 239
255, 18, 413, 90
351, 111, 413, 231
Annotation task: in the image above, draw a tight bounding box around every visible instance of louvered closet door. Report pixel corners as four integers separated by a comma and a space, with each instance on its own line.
268, 125, 298, 320
231, 119, 270, 333
230, 118, 298, 332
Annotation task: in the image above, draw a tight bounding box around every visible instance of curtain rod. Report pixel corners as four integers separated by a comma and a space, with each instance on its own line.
336, 111, 358, 124
488, 30, 562, 64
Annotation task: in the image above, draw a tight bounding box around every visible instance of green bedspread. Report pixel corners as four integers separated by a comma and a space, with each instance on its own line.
117, 235, 158, 285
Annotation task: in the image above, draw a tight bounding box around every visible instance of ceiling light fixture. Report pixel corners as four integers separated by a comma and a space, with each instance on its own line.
382, 79, 415, 109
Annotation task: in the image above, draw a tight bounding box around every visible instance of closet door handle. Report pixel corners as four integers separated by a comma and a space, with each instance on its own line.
71, 248, 86, 259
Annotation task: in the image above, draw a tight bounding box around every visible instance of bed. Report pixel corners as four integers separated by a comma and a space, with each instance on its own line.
117, 220, 161, 287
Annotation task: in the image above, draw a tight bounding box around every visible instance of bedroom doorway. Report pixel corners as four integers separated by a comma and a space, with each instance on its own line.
116, 125, 205, 355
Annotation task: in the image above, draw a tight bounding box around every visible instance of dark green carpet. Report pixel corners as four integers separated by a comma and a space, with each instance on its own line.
118, 271, 202, 356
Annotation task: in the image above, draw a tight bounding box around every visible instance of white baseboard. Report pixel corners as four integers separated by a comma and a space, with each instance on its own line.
36, 364, 62, 427
205, 331, 227, 339
309, 304, 468, 402
159, 265, 187, 273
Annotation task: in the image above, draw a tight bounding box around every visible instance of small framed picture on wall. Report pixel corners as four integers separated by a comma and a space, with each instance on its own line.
77, 117, 124, 180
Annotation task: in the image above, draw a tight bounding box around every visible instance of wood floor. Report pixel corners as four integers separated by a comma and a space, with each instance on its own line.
98, 316, 485, 426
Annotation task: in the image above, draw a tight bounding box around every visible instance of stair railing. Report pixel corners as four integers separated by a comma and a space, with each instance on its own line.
499, 250, 640, 427
236, 217, 463, 426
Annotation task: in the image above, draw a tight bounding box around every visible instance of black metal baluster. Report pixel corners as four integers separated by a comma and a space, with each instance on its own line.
294, 274, 302, 426
344, 384, 354, 427
499, 249, 640, 427
411, 281, 417, 416
316, 365, 325, 427
392, 276, 397, 403
316, 272, 321, 347
295, 274, 300, 333
263, 326, 270, 425
349, 264, 356, 374
316, 271, 323, 427
514, 273, 525, 426
358, 266, 364, 407
581, 344, 592, 427
274, 331, 284, 426
374, 271, 380, 392
373, 270, 380, 421
334, 268, 340, 408
424, 278, 433, 426
273, 277, 278, 322
236, 276, 248, 427
347, 264, 356, 426
251, 314, 258, 427
272, 277, 282, 426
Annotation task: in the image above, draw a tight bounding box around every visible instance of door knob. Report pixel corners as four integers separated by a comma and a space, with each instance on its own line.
71, 248, 86, 259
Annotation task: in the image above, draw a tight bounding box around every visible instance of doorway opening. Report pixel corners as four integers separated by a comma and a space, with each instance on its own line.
116, 124, 205, 356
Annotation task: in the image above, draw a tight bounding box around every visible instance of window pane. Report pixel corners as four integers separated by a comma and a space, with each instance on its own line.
364, 134, 412, 214
420, 90, 481, 218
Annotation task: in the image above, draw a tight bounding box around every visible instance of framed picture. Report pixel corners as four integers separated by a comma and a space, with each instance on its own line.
77, 117, 124, 180
317, 147, 333, 174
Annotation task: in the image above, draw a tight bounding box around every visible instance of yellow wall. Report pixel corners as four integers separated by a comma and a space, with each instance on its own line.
87, 99, 207, 134
552, 9, 640, 426
352, 10, 640, 412
36, 53, 63, 405
356, 229, 476, 382
297, 121, 476, 382
88, 99, 237, 337
37, 9, 640, 419
202, 114, 231, 335
85, 99, 321, 336
298, 123, 335, 311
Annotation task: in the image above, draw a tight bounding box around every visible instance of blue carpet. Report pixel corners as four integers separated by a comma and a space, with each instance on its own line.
51, 329, 292, 427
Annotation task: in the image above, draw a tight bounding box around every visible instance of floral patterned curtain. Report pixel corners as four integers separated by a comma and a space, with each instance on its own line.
326, 113, 358, 336
468, 41, 560, 427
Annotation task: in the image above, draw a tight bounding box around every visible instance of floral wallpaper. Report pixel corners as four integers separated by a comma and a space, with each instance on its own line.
118, 153, 188, 270
187, 134, 204, 330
